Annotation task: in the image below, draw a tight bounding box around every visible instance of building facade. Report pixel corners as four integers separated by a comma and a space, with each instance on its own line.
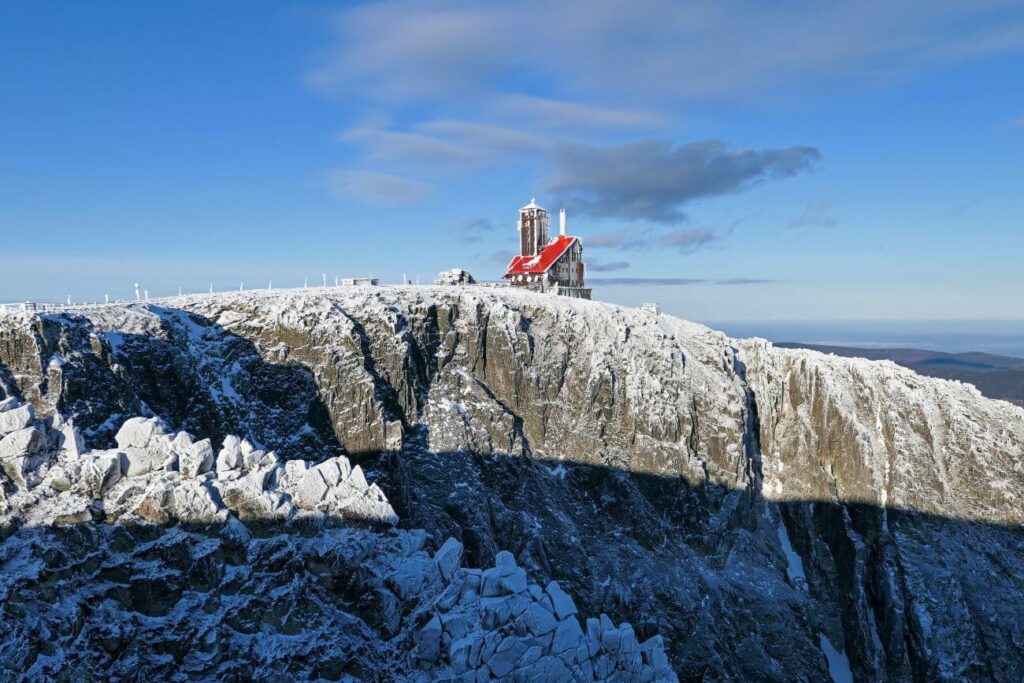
503, 199, 591, 299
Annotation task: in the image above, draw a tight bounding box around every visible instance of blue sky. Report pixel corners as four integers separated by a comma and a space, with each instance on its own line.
2, 1, 1023, 322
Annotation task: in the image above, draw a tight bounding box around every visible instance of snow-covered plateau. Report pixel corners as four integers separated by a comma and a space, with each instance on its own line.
1, 286, 1022, 681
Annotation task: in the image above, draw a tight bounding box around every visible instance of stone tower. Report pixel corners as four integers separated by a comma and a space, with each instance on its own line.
518, 198, 549, 257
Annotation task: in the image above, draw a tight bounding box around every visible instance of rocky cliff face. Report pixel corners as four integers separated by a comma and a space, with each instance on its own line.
0, 287, 1021, 681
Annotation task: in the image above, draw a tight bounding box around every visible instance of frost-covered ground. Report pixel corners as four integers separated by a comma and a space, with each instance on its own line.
1, 285, 1023, 680
0, 403, 675, 681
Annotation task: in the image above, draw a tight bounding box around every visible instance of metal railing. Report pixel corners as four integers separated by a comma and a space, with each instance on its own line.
0, 278, 523, 315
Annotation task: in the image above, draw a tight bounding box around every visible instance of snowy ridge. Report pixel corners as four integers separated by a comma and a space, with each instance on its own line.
2, 285, 1023, 680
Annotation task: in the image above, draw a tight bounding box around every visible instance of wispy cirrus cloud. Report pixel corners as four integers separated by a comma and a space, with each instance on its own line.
492, 95, 667, 130
455, 218, 498, 244
717, 278, 776, 285
339, 120, 550, 169
309, 1, 1024, 103
586, 218, 746, 256
307, 4, 508, 101
549, 140, 820, 223
486, 249, 517, 265
587, 259, 631, 272
326, 169, 432, 205
660, 228, 718, 252
786, 200, 838, 230
942, 199, 981, 219
586, 229, 652, 251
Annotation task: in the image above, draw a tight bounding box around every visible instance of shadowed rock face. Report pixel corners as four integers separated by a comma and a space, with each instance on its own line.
1, 287, 1022, 681
741, 342, 1024, 681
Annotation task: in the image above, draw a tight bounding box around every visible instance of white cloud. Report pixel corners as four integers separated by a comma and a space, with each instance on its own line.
338, 119, 551, 170
306, 5, 511, 100
308, 1, 1024, 103
492, 95, 667, 130
339, 126, 480, 167
326, 169, 432, 205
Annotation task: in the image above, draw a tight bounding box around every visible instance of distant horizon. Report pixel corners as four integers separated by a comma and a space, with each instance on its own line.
707, 318, 1024, 358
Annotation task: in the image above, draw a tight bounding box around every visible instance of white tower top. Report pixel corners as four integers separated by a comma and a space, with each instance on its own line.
521, 197, 542, 211
559, 208, 566, 236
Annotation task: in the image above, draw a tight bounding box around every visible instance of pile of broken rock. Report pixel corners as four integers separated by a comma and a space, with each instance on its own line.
0, 399, 678, 680
0, 404, 397, 528
414, 540, 676, 681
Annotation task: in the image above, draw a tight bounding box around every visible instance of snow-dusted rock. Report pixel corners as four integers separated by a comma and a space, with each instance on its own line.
0, 403, 34, 436
172, 480, 224, 525
0, 396, 19, 411
545, 580, 578, 621
434, 537, 463, 584
521, 601, 558, 637
313, 457, 346, 487
222, 513, 251, 543
114, 416, 162, 450
415, 539, 676, 682
551, 616, 584, 658
346, 464, 368, 490
434, 268, 476, 286
400, 529, 428, 557
0, 426, 47, 483
134, 478, 176, 524
487, 635, 533, 677
333, 483, 399, 525
0, 426, 46, 459
284, 458, 308, 484
58, 423, 85, 458
276, 453, 400, 521
216, 467, 288, 521
122, 436, 176, 477
215, 435, 243, 472
0, 409, 399, 531
1, 458, 28, 488
295, 468, 329, 509
170, 431, 194, 453
180, 438, 214, 478
385, 420, 403, 451
416, 615, 443, 663
641, 635, 672, 673
241, 448, 264, 470
82, 450, 124, 497
480, 550, 527, 597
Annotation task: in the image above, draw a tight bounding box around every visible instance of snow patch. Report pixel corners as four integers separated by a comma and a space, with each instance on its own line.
776, 516, 806, 587
547, 463, 567, 479
819, 634, 853, 683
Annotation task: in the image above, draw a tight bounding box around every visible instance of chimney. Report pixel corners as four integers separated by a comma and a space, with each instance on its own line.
559, 208, 566, 236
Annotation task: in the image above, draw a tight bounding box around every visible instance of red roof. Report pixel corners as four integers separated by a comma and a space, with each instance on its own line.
504, 235, 577, 278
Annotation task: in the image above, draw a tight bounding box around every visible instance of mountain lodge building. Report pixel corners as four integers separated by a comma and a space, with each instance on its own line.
503, 199, 591, 299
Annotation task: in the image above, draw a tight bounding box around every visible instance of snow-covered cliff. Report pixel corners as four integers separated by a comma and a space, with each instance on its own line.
1, 286, 1021, 680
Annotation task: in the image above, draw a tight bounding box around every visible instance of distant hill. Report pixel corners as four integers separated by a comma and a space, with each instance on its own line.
778, 343, 1024, 406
